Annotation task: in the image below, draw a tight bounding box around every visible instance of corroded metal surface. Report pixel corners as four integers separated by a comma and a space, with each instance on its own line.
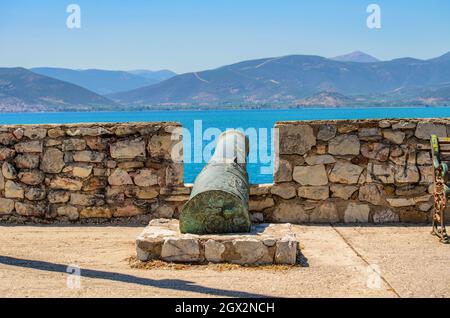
180, 130, 251, 234
430, 135, 449, 243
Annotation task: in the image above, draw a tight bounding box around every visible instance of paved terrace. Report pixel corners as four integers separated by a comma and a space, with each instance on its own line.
0, 224, 449, 298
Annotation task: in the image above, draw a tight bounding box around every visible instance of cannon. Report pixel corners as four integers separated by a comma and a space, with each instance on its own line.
180, 130, 251, 234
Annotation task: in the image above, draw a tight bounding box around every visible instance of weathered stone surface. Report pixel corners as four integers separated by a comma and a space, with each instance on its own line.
305, 154, 336, 165
67, 126, 111, 137
49, 177, 83, 191
15, 202, 46, 217
418, 166, 434, 184
417, 202, 433, 212
155, 205, 175, 218
344, 202, 370, 223
204, 240, 226, 263
392, 121, 416, 130
135, 187, 159, 199
12, 128, 24, 140
48, 191, 70, 203
40, 148, 65, 173
25, 188, 46, 201
2, 162, 17, 179
338, 124, 358, 134
5, 181, 24, 198
24, 128, 46, 139
62, 139, 86, 151
250, 212, 264, 223
117, 161, 144, 170
148, 135, 176, 159
367, 162, 395, 184
272, 201, 308, 223
270, 183, 297, 199
249, 197, 275, 211
73, 151, 105, 163
0, 198, 15, 215
0, 133, 15, 146
72, 165, 93, 178
57, 206, 79, 220
85, 137, 106, 151
379, 120, 391, 128
383, 130, 405, 144
0, 147, 16, 161
317, 124, 337, 141
14, 140, 43, 153
47, 128, 65, 138
394, 165, 420, 184
82, 177, 107, 192
232, 239, 271, 265
249, 184, 271, 196
165, 164, 183, 186
293, 165, 328, 186
161, 238, 200, 262
372, 207, 399, 223
328, 135, 360, 156
108, 169, 133, 186
395, 185, 427, 196
330, 184, 358, 200
361, 142, 390, 161
45, 139, 62, 147
110, 139, 146, 159
329, 161, 363, 184
114, 204, 144, 217
274, 158, 292, 182
275, 237, 297, 264
297, 186, 329, 200
359, 128, 381, 140
386, 194, 430, 207
278, 124, 316, 155
309, 202, 339, 223
18, 170, 45, 185
417, 152, 432, 165
79, 207, 112, 218
70, 193, 104, 206
133, 169, 158, 187
415, 123, 447, 139
358, 184, 386, 206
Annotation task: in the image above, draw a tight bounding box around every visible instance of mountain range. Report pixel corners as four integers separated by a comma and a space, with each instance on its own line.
1, 51, 450, 112
31, 68, 176, 95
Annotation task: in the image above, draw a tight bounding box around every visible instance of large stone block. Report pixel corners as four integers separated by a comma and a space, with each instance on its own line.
328, 134, 360, 156
415, 123, 447, 140
344, 202, 370, 223
40, 148, 65, 173
110, 139, 146, 159
297, 186, 329, 200
293, 165, 328, 186
278, 124, 316, 155
270, 183, 297, 199
272, 201, 308, 223
161, 238, 201, 262
328, 161, 363, 184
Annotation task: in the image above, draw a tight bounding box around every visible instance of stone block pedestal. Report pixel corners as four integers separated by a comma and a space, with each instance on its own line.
136, 219, 299, 265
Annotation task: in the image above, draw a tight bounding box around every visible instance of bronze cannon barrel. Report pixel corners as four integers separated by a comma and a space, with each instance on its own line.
180, 130, 251, 234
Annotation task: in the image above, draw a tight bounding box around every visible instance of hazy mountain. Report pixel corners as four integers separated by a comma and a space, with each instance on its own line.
0, 67, 116, 112
331, 51, 380, 63
110, 52, 450, 107
128, 69, 177, 82
31, 67, 173, 95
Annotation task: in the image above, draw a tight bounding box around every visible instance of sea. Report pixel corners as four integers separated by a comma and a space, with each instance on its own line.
1, 107, 450, 184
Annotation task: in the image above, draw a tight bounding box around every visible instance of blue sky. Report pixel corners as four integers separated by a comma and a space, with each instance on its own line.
1, 0, 449, 73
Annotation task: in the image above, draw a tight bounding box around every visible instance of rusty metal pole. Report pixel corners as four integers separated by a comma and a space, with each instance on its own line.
179, 130, 251, 234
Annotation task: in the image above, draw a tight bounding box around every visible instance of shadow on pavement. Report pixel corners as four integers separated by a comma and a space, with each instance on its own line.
0, 255, 270, 298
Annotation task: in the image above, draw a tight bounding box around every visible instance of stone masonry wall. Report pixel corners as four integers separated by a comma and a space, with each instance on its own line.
1, 118, 448, 224
0, 122, 187, 223
248, 118, 448, 224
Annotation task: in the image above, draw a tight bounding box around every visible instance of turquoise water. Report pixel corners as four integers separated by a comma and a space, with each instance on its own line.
1, 107, 450, 183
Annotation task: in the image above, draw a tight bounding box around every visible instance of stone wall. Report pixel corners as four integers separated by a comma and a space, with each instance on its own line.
248, 118, 447, 224
0, 122, 187, 223
0, 118, 447, 224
